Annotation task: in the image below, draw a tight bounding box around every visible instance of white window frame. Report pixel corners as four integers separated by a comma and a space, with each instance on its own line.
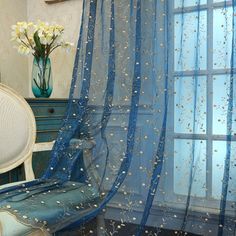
163, 0, 235, 213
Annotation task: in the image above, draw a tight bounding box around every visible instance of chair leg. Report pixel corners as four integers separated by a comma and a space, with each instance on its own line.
96, 213, 105, 236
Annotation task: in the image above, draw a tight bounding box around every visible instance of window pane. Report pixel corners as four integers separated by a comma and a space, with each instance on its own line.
174, 76, 206, 134
213, 0, 231, 3
213, 7, 232, 69
212, 141, 236, 201
175, 0, 206, 8
174, 11, 207, 71
174, 139, 206, 197
213, 75, 236, 135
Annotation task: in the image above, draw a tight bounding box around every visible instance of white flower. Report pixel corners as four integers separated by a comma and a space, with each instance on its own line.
11, 20, 73, 57
27, 22, 36, 36
17, 45, 31, 55
61, 41, 74, 52
17, 22, 28, 33
62, 41, 74, 48
11, 25, 17, 30
39, 36, 47, 45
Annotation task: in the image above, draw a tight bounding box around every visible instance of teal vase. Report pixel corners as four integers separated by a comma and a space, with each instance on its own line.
32, 57, 53, 98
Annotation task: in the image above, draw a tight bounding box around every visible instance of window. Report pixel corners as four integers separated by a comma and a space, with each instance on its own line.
169, 0, 236, 206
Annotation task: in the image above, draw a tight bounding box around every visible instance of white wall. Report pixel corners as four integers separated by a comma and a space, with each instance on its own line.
0, 0, 28, 96
27, 0, 83, 98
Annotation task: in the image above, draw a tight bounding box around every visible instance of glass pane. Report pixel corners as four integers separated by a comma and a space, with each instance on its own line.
213, 7, 232, 69
174, 139, 206, 197
174, 11, 207, 71
175, 0, 206, 8
212, 141, 236, 201
213, 0, 231, 3
174, 76, 206, 134
213, 75, 236, 135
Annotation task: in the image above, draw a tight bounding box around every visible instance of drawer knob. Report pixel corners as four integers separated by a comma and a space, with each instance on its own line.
48, 108, 55, 114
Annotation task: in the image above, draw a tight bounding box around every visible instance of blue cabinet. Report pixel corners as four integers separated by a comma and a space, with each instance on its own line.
27, 98, 67, 178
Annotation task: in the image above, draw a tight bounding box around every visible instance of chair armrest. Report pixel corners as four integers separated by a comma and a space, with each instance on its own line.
33, 139, 95, 153
33, 141, 55, 152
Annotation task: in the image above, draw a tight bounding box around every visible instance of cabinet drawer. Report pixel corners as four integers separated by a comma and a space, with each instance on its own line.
26, 98, 68, 118
35, 117, 64, 131
31, 104, 67, 117
36, 131, 59, 142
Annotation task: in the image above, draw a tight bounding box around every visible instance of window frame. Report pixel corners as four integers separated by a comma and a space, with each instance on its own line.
163, 0, 236, 213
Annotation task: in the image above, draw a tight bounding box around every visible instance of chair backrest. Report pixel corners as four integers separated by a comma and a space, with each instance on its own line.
0, 83, 36, 175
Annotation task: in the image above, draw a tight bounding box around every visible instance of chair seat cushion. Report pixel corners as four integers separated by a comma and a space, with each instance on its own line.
0, 211, 48, 236
0, 180, 99, 234
0, 181, 48, 236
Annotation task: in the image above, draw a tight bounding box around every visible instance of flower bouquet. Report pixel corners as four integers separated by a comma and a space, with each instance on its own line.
11, 21, 73, 97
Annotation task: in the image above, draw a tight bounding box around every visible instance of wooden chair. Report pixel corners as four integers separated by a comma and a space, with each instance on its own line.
0, 83, 104, 236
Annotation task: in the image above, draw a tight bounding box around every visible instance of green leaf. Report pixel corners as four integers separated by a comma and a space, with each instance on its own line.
33, 31, 45, 58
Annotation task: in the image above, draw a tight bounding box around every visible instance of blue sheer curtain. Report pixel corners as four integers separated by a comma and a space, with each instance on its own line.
0, 1, 236, 235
